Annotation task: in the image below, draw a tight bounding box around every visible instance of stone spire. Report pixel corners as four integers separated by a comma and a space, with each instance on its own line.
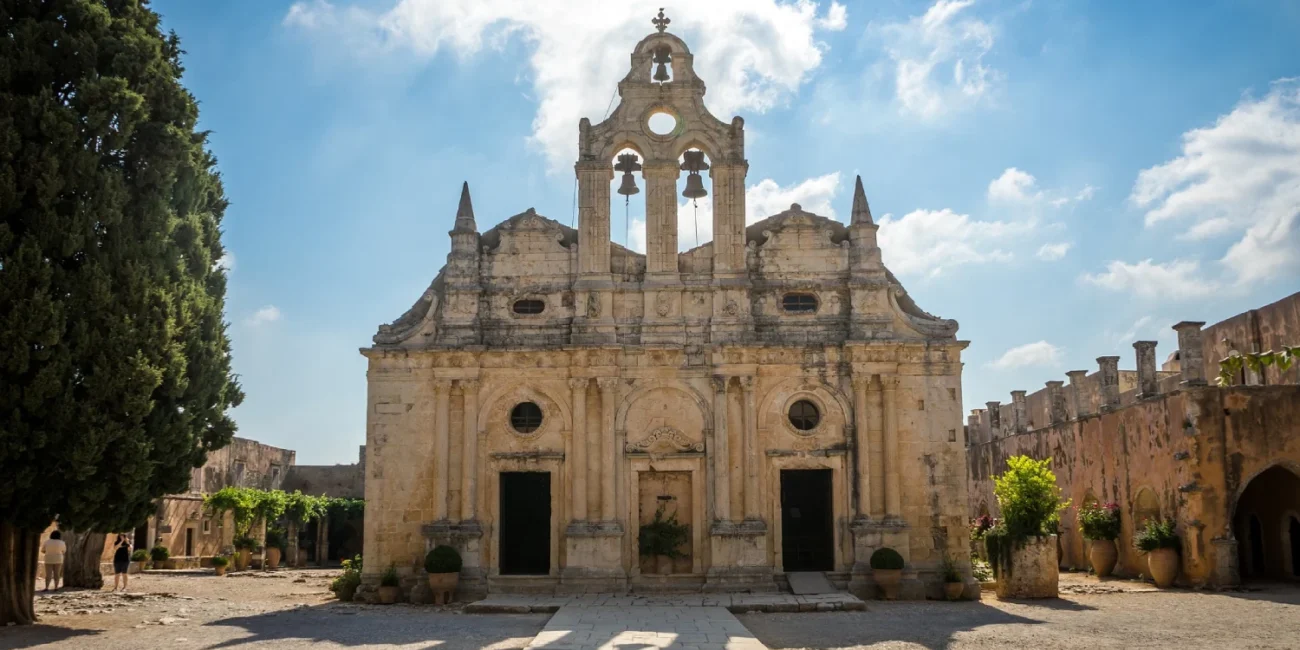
452, 181, 477, 234
851, 175, 873, 225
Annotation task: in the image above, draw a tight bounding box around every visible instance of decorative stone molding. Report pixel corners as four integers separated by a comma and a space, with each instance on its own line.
625, 426, 704, 453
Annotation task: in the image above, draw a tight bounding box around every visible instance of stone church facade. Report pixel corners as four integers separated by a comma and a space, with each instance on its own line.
361, 15, 975, 600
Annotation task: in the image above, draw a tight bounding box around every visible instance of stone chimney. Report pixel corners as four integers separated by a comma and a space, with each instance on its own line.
1046, 381, 1068, 424
986, 401, 1002, 438
1065, 370, 1089, 418
1134, 340, 1158, 397
1097, 356, 1121, 412
1173, 321, 1208, 386
1010, 390, 1028, 432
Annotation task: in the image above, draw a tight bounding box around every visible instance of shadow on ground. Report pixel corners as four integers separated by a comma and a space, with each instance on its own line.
202, 602, 548, 650
0, 625, 100, 650
740, 601, 1043, 650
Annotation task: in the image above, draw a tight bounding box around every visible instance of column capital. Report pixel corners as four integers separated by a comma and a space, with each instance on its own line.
1096, 355, 1121, 366
575, 159, 612, 174
851, 374, 871, 390
738, 375, 756, 391
881, 375, 900, 390
458, 379, 480, 393
642, 160, 682, 176
1065, 370, 1089, 382
1133, 340, 1158, 352
710, 375, 731, 394
596, 377, 620, 391
1172, 320, 1206, 333
432, 378, 453, 392
568, 377, 590, 390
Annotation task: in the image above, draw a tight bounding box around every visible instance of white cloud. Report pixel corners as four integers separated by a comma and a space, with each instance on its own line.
1035, 242, 1071, 261
285, 1, 846, 173
1130, 78, 1300, 286
988, 167, 1038, 203
245, 305, 283, 327
877, 208, 1022, 277
1079, 259, 1219, 301
989, 341, 1063, 370
869, 0, 999, 120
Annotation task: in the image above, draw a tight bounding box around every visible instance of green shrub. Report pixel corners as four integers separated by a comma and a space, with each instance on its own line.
940, 555, 962, 583
869, 547, 904, 570
1134, 519, 1180, 553
1078, 502, 1122, 541
211, 556, 229, 568
993, 456, 1068, 540
638, 505, 691, 559
233, 535, 258, 551
131, 549, 148, 562
969, 555, 993, 582
425, 545, 462, 574
380, 563, 400, 588
330, 555, 363, 601
150, 545, 170, 562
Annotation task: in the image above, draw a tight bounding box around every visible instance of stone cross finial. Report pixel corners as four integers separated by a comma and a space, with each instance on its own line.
652, 8, 670, 33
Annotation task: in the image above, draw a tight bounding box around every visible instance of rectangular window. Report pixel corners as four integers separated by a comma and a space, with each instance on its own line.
271, 465, 281, 480
202, 520, 211, 534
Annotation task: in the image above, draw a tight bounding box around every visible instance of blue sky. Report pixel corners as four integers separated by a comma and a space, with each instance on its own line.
151, 0, 1300, 464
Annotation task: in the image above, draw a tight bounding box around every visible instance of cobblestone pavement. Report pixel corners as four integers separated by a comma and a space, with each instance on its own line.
527, 605, 765, 650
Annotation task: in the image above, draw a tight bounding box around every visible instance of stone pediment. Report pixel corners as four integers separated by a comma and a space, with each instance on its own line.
480, 208, 576, 255
746, 204, 850, 250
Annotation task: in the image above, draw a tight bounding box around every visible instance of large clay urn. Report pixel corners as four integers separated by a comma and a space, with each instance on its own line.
236, 549, 251, 571
266, 547, 282, 570
427, 572, 459, 605
874, 569, 902, 600
1088, 540, 1118, 578
943, 581, 965, 601
377, 585, 401, 604
1147, 548, 1179, 588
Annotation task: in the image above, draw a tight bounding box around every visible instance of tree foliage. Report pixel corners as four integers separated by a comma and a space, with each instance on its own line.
992, 456, 1068, 540
0, 0, 242, 624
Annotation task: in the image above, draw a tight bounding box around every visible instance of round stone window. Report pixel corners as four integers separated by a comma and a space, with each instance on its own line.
787, 400, 820, 432
510, 402, 544, 434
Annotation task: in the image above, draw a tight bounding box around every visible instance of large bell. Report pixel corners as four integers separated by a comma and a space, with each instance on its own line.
617, 171, 640, 196
653, 47, 671, 82
682, 173, 707, 200
615, 153, 642, 196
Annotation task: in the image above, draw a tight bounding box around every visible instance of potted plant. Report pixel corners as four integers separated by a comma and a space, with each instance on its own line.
870, 548, 905, 599
940, 555, 964, 601
1077, 502, 1121, 577
985, 456, 1067, 599
638, 505, 690, 574
330, 555, 362, 601
131, 549, 149, 572
150, 544, 171, 570
425, 545, 462, 605
1135, 519, 1180, 588
377, 563, 402, 604
233, 536, 256, 571
211, 555, 229, 577
264, 527, 286, 570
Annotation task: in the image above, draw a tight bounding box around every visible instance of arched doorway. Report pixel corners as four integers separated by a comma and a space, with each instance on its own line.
1234, 465, 1300, 581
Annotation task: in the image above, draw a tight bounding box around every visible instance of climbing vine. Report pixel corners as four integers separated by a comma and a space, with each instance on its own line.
1217, 347, 1299, 386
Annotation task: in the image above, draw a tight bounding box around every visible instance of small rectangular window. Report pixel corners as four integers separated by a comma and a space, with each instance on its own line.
202, 520, 211, 534
917, 399, 925, 410
781, 293, 818, 314
948, 429, 957, 442
948, 388, 957, 400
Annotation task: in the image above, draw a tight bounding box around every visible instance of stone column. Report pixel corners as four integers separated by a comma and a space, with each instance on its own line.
710, 162, 748, 274
869, 378, 885, 516
597, 378, 619, 523
710, 376, 732, 522
985, 401, 1001, 439
852, 375, 872, 518
1097, 356, 1121, 411
433, 379, 452, 522
882, 376, 901, 518
576, 160, 612, 276
1046, 381, 1067, 425
1010, 390, 1028, 432
740, 376, 760, 521
1065, 370, 1089, 418
460, 379, 480, 521
569, 378, 589, 522
1173, 321, 1208, 386
643, 161, 680, 277
1134, 341, 1158, 397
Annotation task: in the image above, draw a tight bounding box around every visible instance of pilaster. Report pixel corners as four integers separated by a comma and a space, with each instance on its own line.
1134, 341, 1158, 397
1097, 356, 1121, 411
433, 379, 452, 522
1173, 321, 1208, 386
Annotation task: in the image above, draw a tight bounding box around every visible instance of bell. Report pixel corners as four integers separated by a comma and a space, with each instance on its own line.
654, 63, 670, 83
682, 173, 707, 200
653, 47, 672, 83
617, 171, 640, 197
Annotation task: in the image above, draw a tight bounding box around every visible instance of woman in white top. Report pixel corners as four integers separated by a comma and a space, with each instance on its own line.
41, 530, 66, 591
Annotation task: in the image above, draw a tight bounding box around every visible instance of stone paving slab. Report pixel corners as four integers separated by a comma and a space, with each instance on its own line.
525, 605, 767, 650
465, 591, 866, 614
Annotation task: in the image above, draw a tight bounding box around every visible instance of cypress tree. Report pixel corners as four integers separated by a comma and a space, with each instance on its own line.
0, 0, 242, 624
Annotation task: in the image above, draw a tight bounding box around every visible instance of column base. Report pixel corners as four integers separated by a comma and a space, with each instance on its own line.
849, 516, 916, 599
561, 521, 626, 593
706, 520, 775, 592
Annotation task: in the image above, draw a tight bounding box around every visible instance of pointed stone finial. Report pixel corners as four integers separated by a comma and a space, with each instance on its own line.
652, 8, 671, 33
454, 181, 476, 232
851, 175, 873, 225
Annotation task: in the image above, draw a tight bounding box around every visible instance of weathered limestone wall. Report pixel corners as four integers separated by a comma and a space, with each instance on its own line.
1201, 291, 1300, 386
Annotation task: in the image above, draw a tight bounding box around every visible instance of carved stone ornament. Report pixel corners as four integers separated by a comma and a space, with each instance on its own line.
586, 293, 601, 318
655, 293, 672, 317
722, 300, 740, 317
625, 426, 704, 453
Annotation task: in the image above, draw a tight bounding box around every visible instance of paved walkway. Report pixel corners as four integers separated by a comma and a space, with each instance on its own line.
466, 591, 866, 614
525, 605, 767, 650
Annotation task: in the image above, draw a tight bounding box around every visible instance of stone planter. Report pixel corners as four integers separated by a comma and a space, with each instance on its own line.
266, 548, 281, 570
873, 569, 902, 600
1088, 539, 1118, 578
993, 535, 1058, 599
1147, 548, 1178, 588
427, 572, 459, 605
944, 582, 964, 601
377, 585, 401, 604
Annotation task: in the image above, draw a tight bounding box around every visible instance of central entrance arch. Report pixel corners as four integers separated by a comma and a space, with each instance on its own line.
1234, 465, 1300, 581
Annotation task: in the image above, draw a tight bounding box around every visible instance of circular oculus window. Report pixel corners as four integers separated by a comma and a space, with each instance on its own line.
510, 402, 544, 434
787, 399, 821, 432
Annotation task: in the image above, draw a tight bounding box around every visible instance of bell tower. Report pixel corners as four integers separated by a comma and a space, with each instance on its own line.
574, 9, 750, 344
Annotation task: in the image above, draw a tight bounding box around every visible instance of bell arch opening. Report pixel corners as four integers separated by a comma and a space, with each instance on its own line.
1234, 465, 1300, 581
610, 148, 645, 252
678, 149, 712, 250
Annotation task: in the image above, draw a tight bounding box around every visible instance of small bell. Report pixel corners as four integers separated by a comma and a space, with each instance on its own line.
680, 150, 709, 200
653, 47, 671, 83
614, 153, 642, 196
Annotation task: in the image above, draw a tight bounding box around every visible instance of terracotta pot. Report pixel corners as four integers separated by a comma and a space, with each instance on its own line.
266, 547, 281, 570
377, 585, 401, 604
874, 568, 902, 600
236, 549, 251, 571
1148, 548, 1179, 588
944, 582, 965, 601
428, 572, 459, 605
214, 565, 227, 577
1088, 539, 1118, 578
133, 561, 147, 574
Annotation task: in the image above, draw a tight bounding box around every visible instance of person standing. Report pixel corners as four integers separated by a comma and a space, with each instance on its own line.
41, 531, 67, 591
111, 535, 132, 592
